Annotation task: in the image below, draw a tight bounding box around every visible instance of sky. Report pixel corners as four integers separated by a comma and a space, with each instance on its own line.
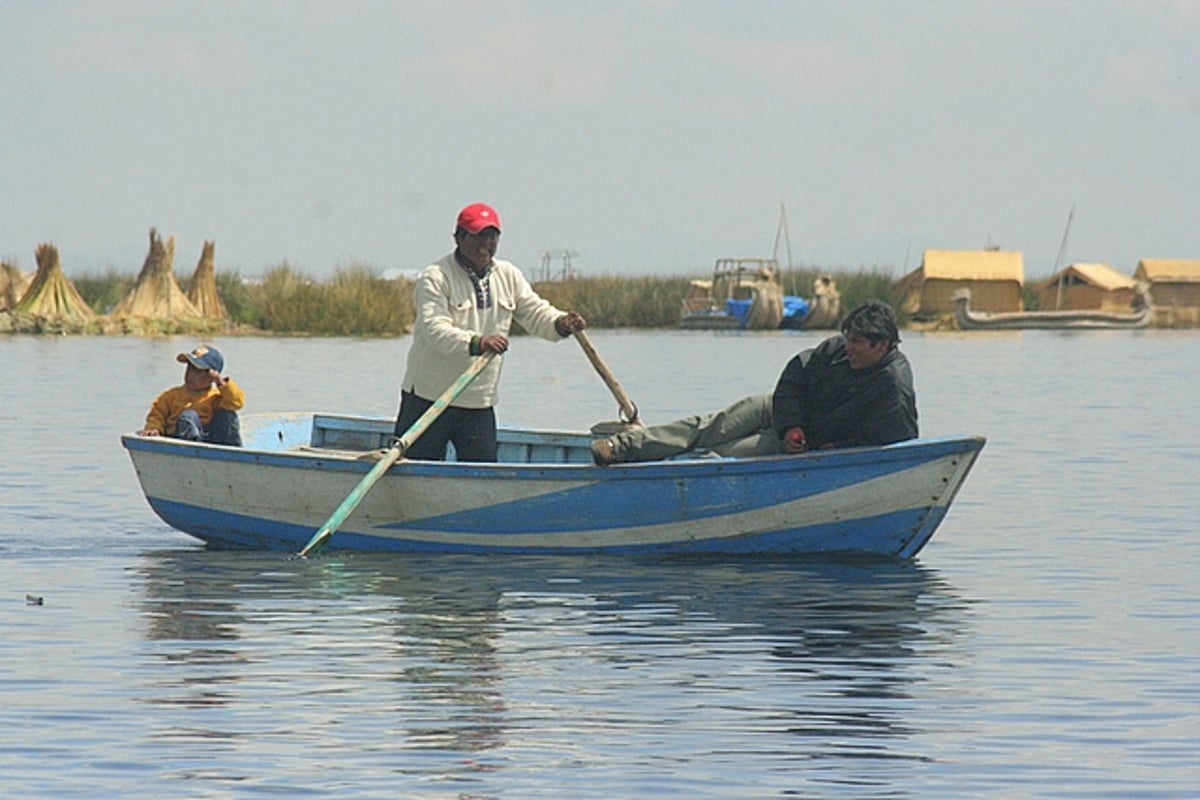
1, 0, 1197, 283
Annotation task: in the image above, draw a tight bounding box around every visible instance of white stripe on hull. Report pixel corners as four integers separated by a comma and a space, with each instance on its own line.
131, 449, 968, 550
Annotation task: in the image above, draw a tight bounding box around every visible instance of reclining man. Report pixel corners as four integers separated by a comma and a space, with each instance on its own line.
590, 300, 918, 466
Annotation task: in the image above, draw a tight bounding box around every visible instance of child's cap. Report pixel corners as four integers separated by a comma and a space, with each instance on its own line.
177, 344, 224, 373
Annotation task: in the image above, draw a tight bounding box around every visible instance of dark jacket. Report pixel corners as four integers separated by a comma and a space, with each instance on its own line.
771, 335, 918, 448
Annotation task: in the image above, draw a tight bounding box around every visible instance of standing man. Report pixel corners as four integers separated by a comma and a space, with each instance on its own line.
396, 202, 586, 461
590, 300, 917, 465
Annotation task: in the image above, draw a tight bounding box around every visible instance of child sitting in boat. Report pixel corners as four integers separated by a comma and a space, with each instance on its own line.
138, 344, 244, 446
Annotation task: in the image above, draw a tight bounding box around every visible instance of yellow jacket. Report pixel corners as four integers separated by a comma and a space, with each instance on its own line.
142, 379, 246, 435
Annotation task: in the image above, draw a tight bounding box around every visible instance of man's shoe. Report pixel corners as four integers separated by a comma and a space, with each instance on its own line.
590, 438, 617, 466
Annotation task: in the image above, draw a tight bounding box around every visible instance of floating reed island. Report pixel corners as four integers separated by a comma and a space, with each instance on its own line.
1, 233, 899, 337
4, 232, 1196, 335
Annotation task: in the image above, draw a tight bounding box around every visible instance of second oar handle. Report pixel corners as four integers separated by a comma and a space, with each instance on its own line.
574, 330, 639, 425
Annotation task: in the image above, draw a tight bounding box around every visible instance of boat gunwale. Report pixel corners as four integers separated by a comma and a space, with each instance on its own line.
120, 421, 985, 480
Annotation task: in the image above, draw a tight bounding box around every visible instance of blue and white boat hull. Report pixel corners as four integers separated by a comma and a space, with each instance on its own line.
122, 413, 984, 558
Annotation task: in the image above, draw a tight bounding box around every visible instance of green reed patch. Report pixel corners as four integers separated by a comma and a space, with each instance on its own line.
535, 267, 904, 328
68, 264, 904, 335
250, 264, 413, 335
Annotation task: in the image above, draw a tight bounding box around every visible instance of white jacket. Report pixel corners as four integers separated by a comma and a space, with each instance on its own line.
401, 253, 566, 408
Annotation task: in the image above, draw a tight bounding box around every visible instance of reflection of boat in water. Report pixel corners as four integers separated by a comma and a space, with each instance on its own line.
132, 548, 970, 758
134, 549, 964, 634
952, 287, 1151, 330
122, 413, 984, 558
680, 259, 841, 330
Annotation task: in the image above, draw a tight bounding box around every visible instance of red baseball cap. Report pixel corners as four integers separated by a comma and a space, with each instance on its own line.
455, 202, 502, 234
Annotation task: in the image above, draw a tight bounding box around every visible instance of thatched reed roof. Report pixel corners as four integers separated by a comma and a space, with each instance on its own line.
186, 240, 228, 318
917, 249, 1025, 282
110, 228, 201, 319
12, 244, 96, 319
1135, 259, 1200, 282
1037, 262, 1135, 293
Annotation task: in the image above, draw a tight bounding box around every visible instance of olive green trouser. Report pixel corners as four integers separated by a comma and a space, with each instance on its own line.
609, 393, 783, 462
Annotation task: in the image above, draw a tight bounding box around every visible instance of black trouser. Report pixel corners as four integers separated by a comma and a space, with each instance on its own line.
394, 391, 498, 462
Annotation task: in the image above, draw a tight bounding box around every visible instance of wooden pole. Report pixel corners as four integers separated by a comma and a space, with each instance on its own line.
296, 352, 496, 557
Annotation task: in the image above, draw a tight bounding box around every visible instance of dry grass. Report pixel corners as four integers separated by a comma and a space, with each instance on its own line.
535, 268, 904, 328
41, 264, 910, 336
250, 264, 413, 335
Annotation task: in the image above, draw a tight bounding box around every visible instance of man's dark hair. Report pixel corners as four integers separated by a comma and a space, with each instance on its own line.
841, 300, 900, 345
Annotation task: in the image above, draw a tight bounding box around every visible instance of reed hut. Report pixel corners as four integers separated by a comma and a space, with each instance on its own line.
1, 260, 32, 311
1133, 259, 1200, 326
111, 228, 201, 319
186, 240, 228, 319
893, 249, 1024, 318
12, 244, 96, 320
1034, 262, 1139, 312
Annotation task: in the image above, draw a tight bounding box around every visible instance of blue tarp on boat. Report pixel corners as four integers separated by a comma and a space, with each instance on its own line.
782, 295, 810, 322
723, 295, 810, 328
724, 298, 753, 326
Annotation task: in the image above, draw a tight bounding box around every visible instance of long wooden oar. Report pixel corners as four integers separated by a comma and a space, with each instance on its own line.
573, 330, 640, 425
296, 352, 496, 558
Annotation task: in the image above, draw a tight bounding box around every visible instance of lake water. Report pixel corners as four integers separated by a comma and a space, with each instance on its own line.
1, 329, 1197, 798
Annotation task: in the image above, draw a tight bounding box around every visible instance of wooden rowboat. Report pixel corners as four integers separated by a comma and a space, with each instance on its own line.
953, 288, 1150, 330
121, 413, 985, 558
